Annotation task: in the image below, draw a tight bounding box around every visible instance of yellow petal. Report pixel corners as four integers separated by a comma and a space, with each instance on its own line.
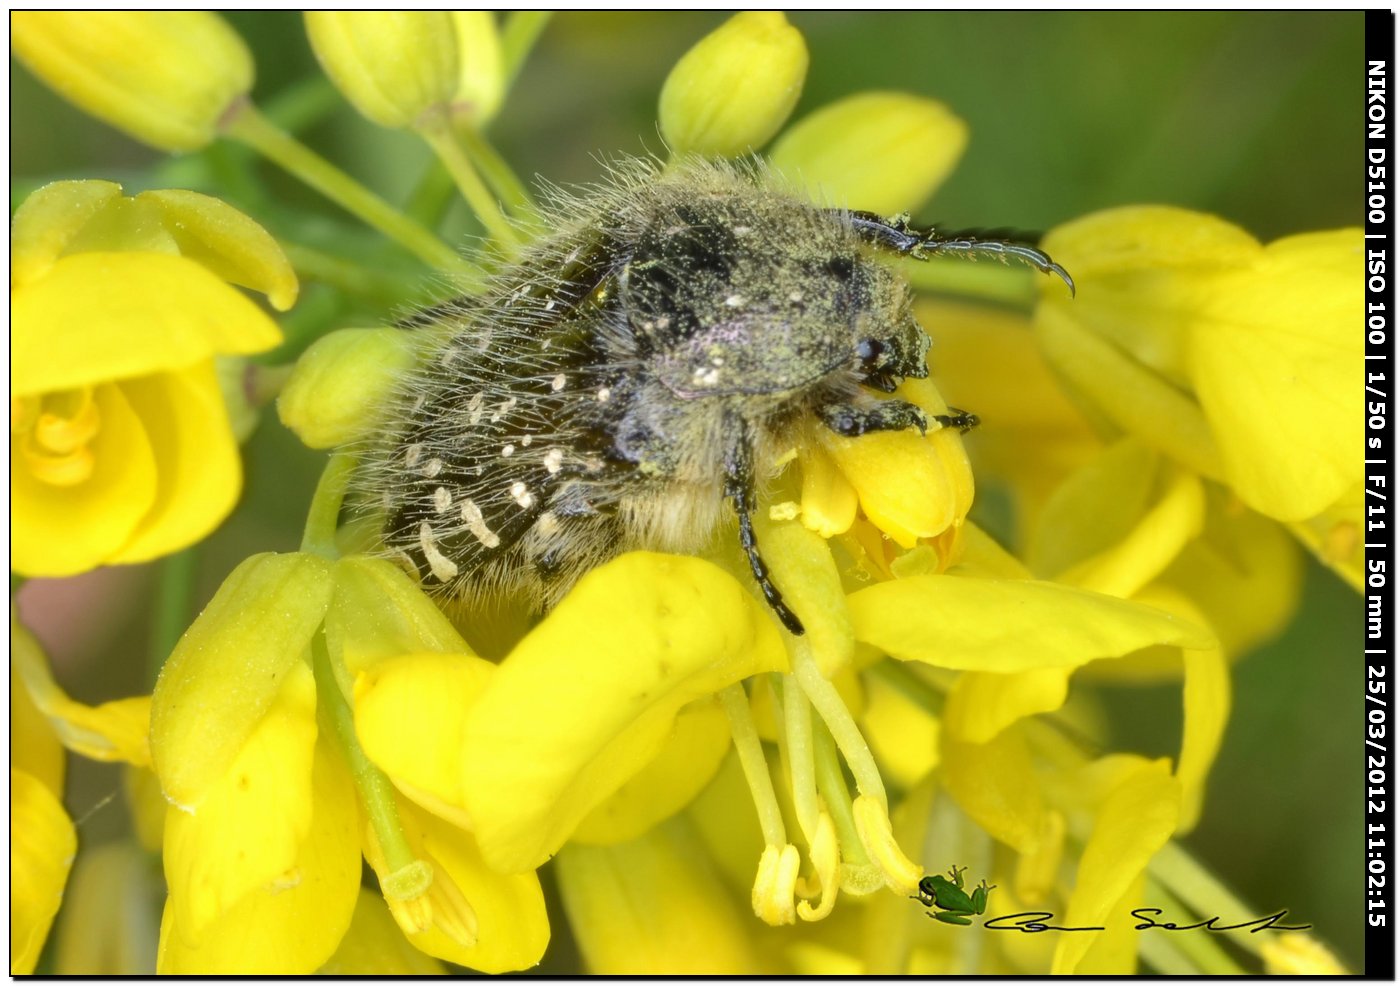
353, 651, 494, 828
10, 179, 123, 289
1051, 762, 1181, 974
1076, 872, 1146, 974
849, 574, 1216, 672
12, 252, 283, 397
326, 555, 476, 678
821, 425, 953, 549
572, 696, 732, 845
11, 381, 157, 577
1128, 587, 1230, 833
862, 670, 940, 789
123, 765, 166, 853
461, 552, 787, 873
157, 737, 360, 974
770, 92, 968, 215
277, 328, 417, 449
659, 12, 808, 158
151, 552, 334, 809
941, 728, 1047, 853
10, 627, 66, 796
162, 663, 317, 938
367, 800, 550, 973
52, 841, 160, 974
1034, 302, 1223, 480
11, 11, 253, 152
10, 768, 77, 975
1035, 441, 1205, 598
944, 668, 1071, 745
798, 443, 858, 538
1289, 480, 1364, 591
557, 816, 762, 974
105, 365, 242, 565
11, 606, 151, 765
757, 516, 854, 675
1191, 230, 1363, 520
135, 189, 298, 311
318, 888, 448, 975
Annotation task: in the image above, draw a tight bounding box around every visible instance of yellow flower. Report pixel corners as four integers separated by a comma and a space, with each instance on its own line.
11, 181, 293, 577
659, 12, 809, 158
10, 11, 253, 152
148, 550, 549, 974
1033, 208, 1363, 585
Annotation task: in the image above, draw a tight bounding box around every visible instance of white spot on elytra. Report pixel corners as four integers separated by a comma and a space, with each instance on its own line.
545, 298, 557, 312
725, 294, 745, 307
433, 487, 452, 513
421, 457, 444, 478
551, 373, 566, 392
597, 386, 612, 403
789, 290, 804, 303
418, 522, 459, 582
502, 444, 516, 457
521, 435, 533, 447
536, 511, 560, 535
460, 499, 500, 548
467, 392, 485, 425
405, 443, 424, 468
543, 448, 564, 474
509, 481, 535, 510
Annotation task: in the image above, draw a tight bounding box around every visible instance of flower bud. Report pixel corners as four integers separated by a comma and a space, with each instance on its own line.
278, 328, 417, 449
770, 92, 968, 214
449, 12, 505, 126
11, 12, 253, 152
305, 12, 463, 129
659, 12, 808, 158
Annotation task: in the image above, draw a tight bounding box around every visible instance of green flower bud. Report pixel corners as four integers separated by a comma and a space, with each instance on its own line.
278, 328, 417, 449
658, 12, 808, 158
11, 12, 253, 152
305, 11, 464, 129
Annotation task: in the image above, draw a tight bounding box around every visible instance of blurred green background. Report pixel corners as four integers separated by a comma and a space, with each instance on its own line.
12, 11, 1364, 971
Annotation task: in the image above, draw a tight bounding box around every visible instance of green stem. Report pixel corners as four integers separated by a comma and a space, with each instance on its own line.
280, 242, 425, 305
500, 12, 553, 88
420, 121, 521, 250
719, 683, 788, 849
1142, 875, 1250, 974
1146, 840, 1267, 959
311, 631, 417, 874
149, 548, 197, 682
457, 125, 537, 217
223, 101, 468, 274
778, 673, 820, 846
404, 158, 459, 229
812, 716, 872, 870
301, 453, 357, 558
792, 640, 887, 808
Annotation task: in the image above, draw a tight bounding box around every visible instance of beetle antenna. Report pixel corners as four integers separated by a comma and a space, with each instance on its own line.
840, 210, 1075, 297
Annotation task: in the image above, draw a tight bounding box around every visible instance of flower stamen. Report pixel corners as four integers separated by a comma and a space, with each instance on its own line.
19, 387, 101, 486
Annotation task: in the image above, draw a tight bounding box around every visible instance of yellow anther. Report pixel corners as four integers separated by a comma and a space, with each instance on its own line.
795, 811, 840, 922
852, 794, 921, 895
751, 843, 800, 926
